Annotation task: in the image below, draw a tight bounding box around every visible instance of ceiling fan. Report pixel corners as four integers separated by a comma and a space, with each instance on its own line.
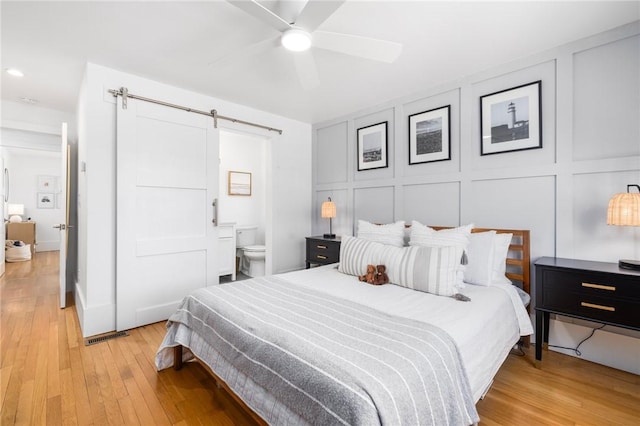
224, 0, 403, 90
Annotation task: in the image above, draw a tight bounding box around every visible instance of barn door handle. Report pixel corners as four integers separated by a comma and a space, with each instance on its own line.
212, 198, 218, 226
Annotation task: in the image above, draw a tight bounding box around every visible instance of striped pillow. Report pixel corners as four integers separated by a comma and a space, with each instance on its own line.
338, 235, 463, 296
357, 220, 406, 247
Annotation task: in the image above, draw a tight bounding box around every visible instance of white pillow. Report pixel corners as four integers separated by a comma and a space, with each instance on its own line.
463, 231, 513, 287
357, 220, 406, 247
338, 235, 385, 276
491, 233, 512, 286
338, 235, 462, 296
409, 221, 473, 288
409, 221, 473, 249
464, 231, 496, 286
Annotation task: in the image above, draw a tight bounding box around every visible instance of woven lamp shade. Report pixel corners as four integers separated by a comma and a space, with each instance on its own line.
607, 190, 640, 226
321, 200, 336, 219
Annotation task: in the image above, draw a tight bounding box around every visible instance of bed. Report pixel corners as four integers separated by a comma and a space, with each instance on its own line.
156, 225, 532, 425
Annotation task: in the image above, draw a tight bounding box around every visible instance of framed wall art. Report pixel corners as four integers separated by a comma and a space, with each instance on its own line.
357, 121, 388, 171
228, 171, 252, 196
37, 175, 58, 191
37, 192, 55, 209
408, 105, 451, 164
480, 80, 542, 155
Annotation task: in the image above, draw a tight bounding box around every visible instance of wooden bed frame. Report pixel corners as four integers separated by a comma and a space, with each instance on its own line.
172, 226, 531, 425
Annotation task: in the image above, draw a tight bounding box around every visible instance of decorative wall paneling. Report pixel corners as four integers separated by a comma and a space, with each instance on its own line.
312, 22, 640, 373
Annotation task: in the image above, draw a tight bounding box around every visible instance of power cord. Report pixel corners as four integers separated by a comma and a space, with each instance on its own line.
548, 324, 606, 356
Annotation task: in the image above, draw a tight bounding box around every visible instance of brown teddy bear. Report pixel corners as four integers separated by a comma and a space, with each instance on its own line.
373, 264, 389, 285
358, 264, 376, 284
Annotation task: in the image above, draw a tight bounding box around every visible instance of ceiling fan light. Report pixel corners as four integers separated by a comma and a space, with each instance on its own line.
282, 29, 311, 52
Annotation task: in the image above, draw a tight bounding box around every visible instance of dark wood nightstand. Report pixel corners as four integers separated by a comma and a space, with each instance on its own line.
305, 236, 341, 269
534, 257, 640, 362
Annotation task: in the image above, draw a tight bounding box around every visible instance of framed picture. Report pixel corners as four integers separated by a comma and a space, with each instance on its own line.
357, 121, 388, 171
228, 171, 252, 196
37, 175, 57, 191
480, 80, 542, 155
408, 105, 451, 164
37, 192, 55, 209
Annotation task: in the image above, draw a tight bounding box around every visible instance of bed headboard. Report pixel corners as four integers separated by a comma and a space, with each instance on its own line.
430, 226, 531, 297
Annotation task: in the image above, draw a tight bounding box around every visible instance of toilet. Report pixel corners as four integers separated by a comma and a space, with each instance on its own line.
236, 225, 266, 277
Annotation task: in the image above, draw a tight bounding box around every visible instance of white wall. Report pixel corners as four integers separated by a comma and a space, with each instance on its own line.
2, 148, 62, 251
1, 101, 78, 290
312, 22, 640, 373
76, 63, 311, 337
219, 130, 267, 243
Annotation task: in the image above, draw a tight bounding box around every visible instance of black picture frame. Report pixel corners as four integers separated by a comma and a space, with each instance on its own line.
480, 80, 542, 155
357, 121, 388, 171
408, 105, 451, 165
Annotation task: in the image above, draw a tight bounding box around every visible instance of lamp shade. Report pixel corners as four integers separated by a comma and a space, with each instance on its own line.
8, 203, 24, 223
607, 185, 640, 226
8, 204, 24, 216
321, 199, 336, 219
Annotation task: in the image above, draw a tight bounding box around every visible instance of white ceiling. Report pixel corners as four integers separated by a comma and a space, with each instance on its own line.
2, 1, 638, 124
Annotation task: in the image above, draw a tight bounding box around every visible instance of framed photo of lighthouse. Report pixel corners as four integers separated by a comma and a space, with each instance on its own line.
480, 80, 542, 155
357, 121, 388, 171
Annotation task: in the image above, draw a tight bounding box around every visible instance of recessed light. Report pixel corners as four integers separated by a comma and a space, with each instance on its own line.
6, 68, 24, 77
19, 97, 38, 104
282, 29, 312, 52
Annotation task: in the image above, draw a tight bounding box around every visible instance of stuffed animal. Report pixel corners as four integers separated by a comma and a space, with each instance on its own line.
358, 264, 376, 284
373, 264, 389, 285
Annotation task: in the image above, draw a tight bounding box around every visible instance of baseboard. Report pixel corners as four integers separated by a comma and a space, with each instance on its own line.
74, 282, 116, 338
532, 314, 640, 374
35, 241, 60, 252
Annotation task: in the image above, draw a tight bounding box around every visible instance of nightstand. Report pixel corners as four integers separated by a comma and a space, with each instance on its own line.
305, 236, 341, 269
7, 222, 37, 258
534, 257, 640, 362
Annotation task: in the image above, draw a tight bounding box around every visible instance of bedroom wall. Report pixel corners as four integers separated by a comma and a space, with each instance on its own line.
1, 100, 78, 291
76, 63, 311, 337
311, 21, 640, 373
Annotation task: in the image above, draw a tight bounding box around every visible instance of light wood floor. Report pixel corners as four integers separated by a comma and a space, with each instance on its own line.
1, 251, 639, 425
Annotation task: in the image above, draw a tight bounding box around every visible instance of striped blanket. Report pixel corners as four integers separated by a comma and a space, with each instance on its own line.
156, 276, 479, 426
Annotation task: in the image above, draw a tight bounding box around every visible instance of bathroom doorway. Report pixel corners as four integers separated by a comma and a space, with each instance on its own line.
219, 130, 270, 281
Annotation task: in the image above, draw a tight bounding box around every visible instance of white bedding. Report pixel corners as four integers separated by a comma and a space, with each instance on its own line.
277, 264, 533, 402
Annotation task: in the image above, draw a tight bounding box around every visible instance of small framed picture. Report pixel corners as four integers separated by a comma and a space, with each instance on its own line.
37, 192, 55, 209
357, 121, 388, 171
480, 80, 542, 155
37, 175, 57, 191
408, 105, 451, 164
228, 171, 252, 196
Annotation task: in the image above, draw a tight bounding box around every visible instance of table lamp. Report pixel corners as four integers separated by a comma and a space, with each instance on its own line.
321, 197, 336, 239
8, 204, 24, 223
607, 184, 640, 270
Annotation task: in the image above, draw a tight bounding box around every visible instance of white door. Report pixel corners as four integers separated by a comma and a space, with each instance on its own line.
0, 156, 5, 277
56, 123, 70, 308
116, 97, 219, 331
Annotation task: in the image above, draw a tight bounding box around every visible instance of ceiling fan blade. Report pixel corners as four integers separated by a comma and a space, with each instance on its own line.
313, 31, 403, 63
293, 51, 320, 91
208, 36, 279, 70
227, 0, 291, 32
295, 0, 345, 33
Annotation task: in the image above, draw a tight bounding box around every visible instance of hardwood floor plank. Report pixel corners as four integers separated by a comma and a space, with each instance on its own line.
1, 251, 639, 425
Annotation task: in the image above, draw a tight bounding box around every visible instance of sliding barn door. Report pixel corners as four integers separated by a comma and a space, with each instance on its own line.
116, 97, 219, 331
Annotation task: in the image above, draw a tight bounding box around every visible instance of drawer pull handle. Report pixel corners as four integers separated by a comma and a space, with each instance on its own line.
316, 245, 327, 250
316, 255, 327, 260
582, 282, 615, 291
581, 302, 615, 312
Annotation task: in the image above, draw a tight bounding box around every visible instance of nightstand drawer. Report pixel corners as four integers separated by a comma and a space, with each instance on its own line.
305, 237, 341, 268
542, 287, 640, 327
540, 269, 637, 300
